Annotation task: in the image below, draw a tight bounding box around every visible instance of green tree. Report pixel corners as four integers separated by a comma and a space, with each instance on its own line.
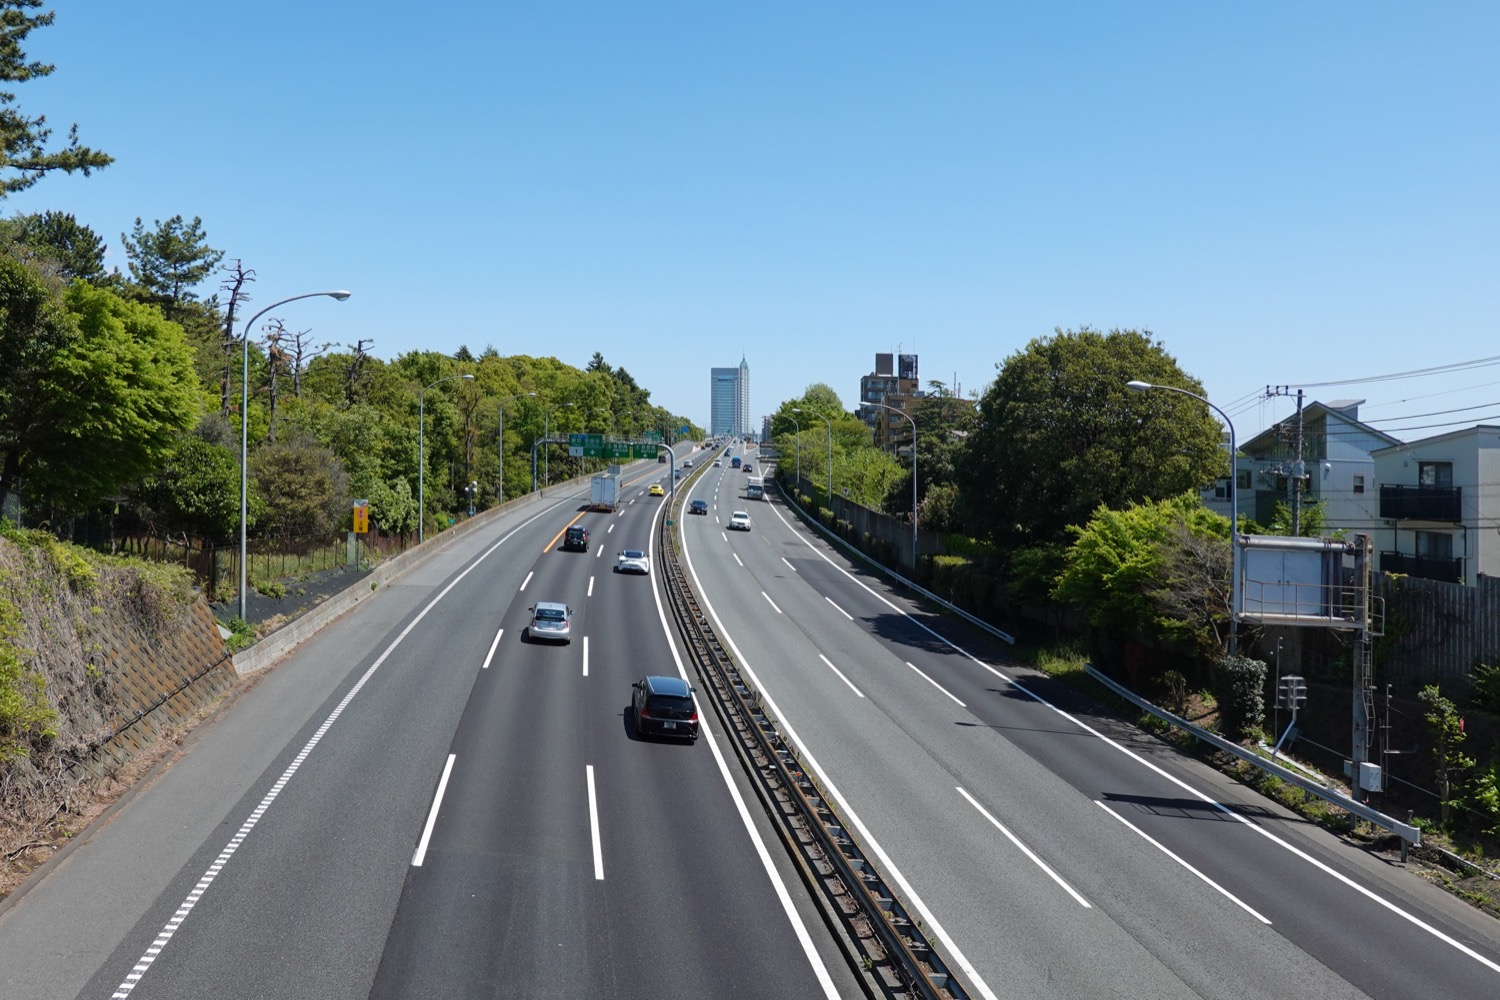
247, 433, 349, 541
959, 328, 1223, 548
129, 433, 240, 543
120, 215, 224, 319
1, 210, 107, 282
0, 265, 200, 509
0, 2, 112, 197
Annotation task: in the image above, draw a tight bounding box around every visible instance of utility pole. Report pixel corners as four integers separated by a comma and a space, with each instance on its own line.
1265, 386, 1308, 535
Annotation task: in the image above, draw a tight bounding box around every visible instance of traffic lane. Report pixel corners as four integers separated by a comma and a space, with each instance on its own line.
64, 500, 584, 999
370, 615, 605, 999
584, 584, 841, 998
683, 526, 1396, 1000
742, 504, 1500, 993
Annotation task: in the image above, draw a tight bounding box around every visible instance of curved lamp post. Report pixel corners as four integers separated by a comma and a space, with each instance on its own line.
239, 290, 351, 620
1127, 379, 1239, 655
496, 391, 536, 503
786, 413, 801, 489
419, 373, 475, 543
865, 400, 919, 565
793, 407, 834, 508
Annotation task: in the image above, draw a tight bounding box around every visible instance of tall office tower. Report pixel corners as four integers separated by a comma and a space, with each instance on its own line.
710, 356, 752, 437
736, 355, 751, 438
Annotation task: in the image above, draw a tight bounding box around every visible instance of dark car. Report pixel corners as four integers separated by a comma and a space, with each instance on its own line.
632, 675, 699, 741
742, 463, 753, 473
688, 499, 708, 515
563, 525, 589, 551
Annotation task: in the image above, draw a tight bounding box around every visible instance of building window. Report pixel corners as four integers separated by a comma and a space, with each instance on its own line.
1214, 480, 1229, 500
1419, 461, 1453, 487
1237, 470, 1251, 490
1416, 531, 1454, 558
1353, 474, 1364, 495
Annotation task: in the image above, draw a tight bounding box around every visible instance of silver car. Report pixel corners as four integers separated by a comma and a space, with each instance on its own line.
526, 601, 573, 643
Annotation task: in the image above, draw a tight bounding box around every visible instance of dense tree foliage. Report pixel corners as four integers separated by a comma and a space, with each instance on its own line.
957, 328, 1224, 548
0, 2, 112, 196
0, 210, 107, 282
121, 215, 224, 320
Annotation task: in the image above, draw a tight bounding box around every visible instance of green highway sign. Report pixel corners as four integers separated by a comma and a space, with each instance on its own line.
606, 441, 632, 459
568, 433, 586, 457
585, 433, 604, 458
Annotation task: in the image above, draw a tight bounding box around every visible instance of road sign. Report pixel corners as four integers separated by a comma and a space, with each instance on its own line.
352, 501, 369, 534
679, 425, 690, 435
585, 433, 604, 458
568, 433, 586, 457
606, 441, 631, 459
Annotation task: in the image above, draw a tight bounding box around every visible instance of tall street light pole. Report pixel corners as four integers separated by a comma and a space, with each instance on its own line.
419, 373, 475, 544
1127, 379, 1240, 655
496, 391, 536, 504
793, 407, 834, 508
239, 290, 351, 621
545, 402, 574, 489
787, 413, 801, 490
866, 400, 919, 566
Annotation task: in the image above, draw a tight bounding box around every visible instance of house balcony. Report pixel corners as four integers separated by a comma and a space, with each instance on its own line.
1378, 484, 1461, 522
1380, 551, 1463, 583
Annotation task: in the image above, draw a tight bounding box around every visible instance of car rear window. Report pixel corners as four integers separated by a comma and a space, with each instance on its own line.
535, 608, 566, 621
622, 550, 644, 559
647, 695, 694, 713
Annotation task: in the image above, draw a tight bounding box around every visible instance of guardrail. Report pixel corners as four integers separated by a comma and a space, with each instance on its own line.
1084, 665, 1422, 856
771, 479, 1015, 646
659, 493, 971, 999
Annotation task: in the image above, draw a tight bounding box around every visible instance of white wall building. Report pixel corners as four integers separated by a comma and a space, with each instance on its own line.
1371, 425, 1500, 585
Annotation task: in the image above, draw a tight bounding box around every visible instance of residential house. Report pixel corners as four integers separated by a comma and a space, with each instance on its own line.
1371, 425, 1500, 585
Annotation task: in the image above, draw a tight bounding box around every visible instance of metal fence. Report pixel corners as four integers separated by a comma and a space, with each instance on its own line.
1376, 573, 1500, 691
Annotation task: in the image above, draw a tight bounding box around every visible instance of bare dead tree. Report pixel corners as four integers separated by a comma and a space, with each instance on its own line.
261, 320, 290, 443
345, 338, 375, 407
218, 260, 255, 416
287, 327, 333, 399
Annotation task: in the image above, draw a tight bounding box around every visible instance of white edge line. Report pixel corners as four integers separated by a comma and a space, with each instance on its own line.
1095, 800, 1271, 924
412, 754, 458, 866
957, 786, 1090, 908
818, 653, 865, 699
108, 498, 573, 999
763, 494, 1500, 974
587, 764, 604, 880
680, 513, 999, 1000
905, 661, 965, 707
825, 596, 853, 620
645, 488, 841, 998
481, 628, 504, 670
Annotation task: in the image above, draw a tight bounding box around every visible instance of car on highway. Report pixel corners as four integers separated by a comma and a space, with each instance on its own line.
615, 549, 650, 575
683, 459, 693, 468
728, 511, 752, 531
649, 483, 665, 496
525, 601, 573, 643
712, 458, 721, 467
688, 499, 708, 515
742, 463, 753, 473
631, 675, 699, 741
562, 525, 589, 551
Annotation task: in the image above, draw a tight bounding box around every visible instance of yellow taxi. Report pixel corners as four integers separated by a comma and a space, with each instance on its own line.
649, 484, 665, 497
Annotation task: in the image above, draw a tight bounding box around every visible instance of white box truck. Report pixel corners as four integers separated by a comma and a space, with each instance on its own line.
591, 471, 620, 511
746, 476, 764, 501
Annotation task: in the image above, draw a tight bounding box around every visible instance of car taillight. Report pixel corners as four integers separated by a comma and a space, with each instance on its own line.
639, 706, 651, 718
690, 709, 698, 721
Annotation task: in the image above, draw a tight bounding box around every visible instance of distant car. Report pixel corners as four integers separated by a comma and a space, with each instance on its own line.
525, 602, 573, 643
742, 463, 754, 473
728, 511, 752, 531
632, 675, 699, 741
649, 483, 665, 496
615, 549, 650, 575
683, 459, 693, 468
688, 499, 709, 515
563, 525, 589, 551
712, 459, 721, 467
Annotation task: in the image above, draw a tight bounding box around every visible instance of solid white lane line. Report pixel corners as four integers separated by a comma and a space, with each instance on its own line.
905, 661, 965, 707
110, 499, 573, 999
761, 591, 782, 614
519, 570, 533, 591
825, 597, 853, 620
733, 552, 744, 567
818, 653, 865, 698
957, 787, 1090, 908
587, 765, 604, 880
1095, 800, 1271, 924
481, 628, 504, 670
679, 528, 996, 1000
588, 576, 595, 597
782, 557, 797, 572
643, 511, 840, 997
412, 755, 457, 866
583, 636, 589, 677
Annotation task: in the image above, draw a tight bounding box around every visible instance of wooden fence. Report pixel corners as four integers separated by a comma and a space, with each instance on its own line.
1375, 573, 1500, 691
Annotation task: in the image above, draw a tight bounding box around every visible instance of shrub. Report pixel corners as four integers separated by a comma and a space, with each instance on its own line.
1213, 655, 1265, 740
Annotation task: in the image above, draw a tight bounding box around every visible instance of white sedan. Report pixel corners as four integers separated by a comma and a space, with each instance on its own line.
727, 511, 752, 531
615, 549, 651, 574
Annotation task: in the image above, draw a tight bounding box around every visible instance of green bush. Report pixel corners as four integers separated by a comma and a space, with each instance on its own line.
1471, 662, 1500, 713
0, 598, 57, 761
1213, 655, 1265, 740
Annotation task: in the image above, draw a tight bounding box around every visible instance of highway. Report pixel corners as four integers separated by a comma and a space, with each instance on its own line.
682, 445, 1500, 1000
0, 446, 859, 1000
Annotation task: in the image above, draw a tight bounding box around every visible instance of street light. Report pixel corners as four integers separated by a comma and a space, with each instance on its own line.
786, 412, 801, 490
238, 290, 351, 620
1126, 379, 1240, 655
533, 402, 575, 493
793, 407, 834, 509
419, 373, 475, 543
866, 400, 918, 566
496, 391, 536, 503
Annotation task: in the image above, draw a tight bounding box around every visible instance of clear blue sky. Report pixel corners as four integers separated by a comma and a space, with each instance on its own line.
11, 3, 1498, 440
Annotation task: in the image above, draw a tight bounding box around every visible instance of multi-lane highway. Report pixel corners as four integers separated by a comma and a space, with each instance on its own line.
681, 448, 1500, 1000
0, 447, 858, 1000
